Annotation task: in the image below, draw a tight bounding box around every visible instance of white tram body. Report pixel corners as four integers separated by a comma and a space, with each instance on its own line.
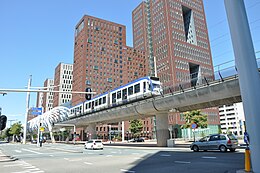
69, 76, 162, 118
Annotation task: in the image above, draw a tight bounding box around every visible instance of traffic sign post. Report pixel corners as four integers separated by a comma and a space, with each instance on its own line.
191, 123, 197, 142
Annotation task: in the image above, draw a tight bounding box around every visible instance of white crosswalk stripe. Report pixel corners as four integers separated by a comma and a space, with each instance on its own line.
2, 160, 45, 173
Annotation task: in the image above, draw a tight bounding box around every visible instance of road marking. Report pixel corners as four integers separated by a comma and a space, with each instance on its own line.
131, 153, 140, 155
22, 149, 42, 154
49, 155, 54, 157
84, 162, 93, 165
27, 168, 41, 171
4, 164, 24, 167
106, 155, 113, 157
120, 169, 135, 173
202, 156, 217, 159
174, 161, 191, 164
14, 150, 22, 153
160, 154, 171, 157
24, 166, 36, 169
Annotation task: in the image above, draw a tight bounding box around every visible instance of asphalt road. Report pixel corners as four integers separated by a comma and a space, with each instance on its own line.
0, 143, 245, 173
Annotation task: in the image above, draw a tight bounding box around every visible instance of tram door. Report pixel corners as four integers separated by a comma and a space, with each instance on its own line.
122, 89, 127, 100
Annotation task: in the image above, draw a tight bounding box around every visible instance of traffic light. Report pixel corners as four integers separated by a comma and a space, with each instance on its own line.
0, 115, 7, 131
85, 88, 92, 100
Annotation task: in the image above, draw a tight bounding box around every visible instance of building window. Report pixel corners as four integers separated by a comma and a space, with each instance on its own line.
86, 80, 91, 85
107, 78, 112, 83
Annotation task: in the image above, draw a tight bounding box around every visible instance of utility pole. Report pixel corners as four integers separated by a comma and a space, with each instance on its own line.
23, 75, 32, 144
225, 1, 260, 172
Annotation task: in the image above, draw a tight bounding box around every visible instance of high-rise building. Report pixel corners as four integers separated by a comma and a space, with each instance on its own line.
36, 92, 44, 109
72, 15, 126, 106
42, 78, 54, 113
53, 63, 73, 107
72, 15, 148, 140
132, 0, 219, 136
219, 103, 245, 136
72, 15, 148, 106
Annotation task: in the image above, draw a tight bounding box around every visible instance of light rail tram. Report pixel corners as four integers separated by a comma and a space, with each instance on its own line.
69, 76, 162, 118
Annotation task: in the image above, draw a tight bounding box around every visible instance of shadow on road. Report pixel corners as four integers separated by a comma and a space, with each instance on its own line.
123, 150, 244, 173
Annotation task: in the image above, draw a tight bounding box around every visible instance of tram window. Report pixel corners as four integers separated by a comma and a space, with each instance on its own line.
103, 96, 106, 104
117, 91, 121, 99
128, 86, 133, 95
95, 100, 98, 106
99, 98, 102, 105
134, 83, 140, 93
112, 93, 116, 103
123, 89, 127, 99
88, 102, 91, 109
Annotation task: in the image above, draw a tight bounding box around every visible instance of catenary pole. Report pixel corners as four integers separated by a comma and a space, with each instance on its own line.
224, 1, 260, 172
23, 75, 32, 144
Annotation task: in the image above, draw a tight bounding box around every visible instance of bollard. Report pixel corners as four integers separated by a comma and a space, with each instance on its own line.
245, 147, 251, 172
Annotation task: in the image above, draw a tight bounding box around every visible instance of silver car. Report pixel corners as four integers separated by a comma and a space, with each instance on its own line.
190, 134, 238, 152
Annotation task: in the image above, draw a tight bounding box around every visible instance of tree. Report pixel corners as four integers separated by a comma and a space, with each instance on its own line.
0, 127, 12, 141
129, 119, 143, 138
181, 110, 208, 129
10, 122, 23, 142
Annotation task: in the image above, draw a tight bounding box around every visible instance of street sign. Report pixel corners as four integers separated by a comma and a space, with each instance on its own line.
30, 107, 42, 115
191, 123, 197, 129
244, 131, 250, 145
40, 127, 44, 132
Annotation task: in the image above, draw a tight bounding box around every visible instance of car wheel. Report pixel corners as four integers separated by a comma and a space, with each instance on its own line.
193, 145, 199, 152
219, 145, 227, 152
229, 148, 236, 152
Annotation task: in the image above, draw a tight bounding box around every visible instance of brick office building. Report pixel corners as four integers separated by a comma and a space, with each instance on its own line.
72, 15, 149, 140
132, 0, 220, 137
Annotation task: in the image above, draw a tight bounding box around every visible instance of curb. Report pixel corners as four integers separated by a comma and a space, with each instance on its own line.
0, 155, 18, 162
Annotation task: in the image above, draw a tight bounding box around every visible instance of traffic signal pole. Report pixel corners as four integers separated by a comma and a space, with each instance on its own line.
224, 1, 260, 172
23, 75, 32, 144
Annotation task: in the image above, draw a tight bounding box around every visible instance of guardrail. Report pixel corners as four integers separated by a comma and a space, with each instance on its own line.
162, 58, 260, 95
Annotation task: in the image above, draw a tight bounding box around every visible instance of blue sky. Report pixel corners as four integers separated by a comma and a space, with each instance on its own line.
0, 0, 259, 126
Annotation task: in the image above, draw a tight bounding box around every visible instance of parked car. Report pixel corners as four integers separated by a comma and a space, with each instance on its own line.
190, 134, 238, 152
129, 137, 145, 142
31, 140, 37, 144
84, 140, 103, 150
